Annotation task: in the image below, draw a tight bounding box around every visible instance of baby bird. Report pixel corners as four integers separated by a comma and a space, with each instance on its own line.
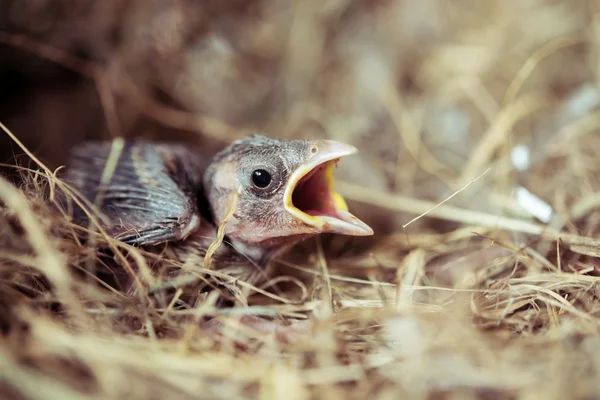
65, 134, 373, 287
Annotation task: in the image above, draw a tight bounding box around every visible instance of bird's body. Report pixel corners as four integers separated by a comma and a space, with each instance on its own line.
64, 134, 373, 290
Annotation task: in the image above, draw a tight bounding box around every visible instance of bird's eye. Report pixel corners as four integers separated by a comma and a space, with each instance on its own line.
252, 169, 272, 188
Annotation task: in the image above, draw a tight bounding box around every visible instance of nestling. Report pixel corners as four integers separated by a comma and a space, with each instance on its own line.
65, 134, 373, 286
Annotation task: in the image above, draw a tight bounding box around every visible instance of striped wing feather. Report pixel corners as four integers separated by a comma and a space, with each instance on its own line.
65, 140, 204, 246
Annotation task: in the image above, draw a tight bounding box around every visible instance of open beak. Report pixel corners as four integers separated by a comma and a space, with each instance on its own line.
283, 140, 374, 236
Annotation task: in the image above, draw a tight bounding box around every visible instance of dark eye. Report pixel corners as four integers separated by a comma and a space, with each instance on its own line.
252, 169, 272, 188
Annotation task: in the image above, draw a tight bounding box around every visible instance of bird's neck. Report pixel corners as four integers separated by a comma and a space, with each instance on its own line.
227, 234, 311, 267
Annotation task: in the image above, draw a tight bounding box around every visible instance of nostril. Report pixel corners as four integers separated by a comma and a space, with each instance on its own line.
310, 146, 318, 154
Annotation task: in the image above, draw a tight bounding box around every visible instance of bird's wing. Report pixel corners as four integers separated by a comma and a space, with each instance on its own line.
64, 139, 207, 246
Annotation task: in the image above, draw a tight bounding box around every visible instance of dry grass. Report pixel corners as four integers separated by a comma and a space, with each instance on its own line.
2, 0, 600, 399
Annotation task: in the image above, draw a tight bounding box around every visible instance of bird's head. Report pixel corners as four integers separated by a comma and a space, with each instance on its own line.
203, 134, 373, 259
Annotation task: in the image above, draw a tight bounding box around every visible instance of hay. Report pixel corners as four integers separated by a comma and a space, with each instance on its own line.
1, 1, 600, 399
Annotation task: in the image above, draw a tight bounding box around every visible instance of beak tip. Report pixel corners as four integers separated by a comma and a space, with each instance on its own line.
331, 223, 374, 237
318, 211, 374, 236
312, 140, 359, 158
348, 221, 375, 237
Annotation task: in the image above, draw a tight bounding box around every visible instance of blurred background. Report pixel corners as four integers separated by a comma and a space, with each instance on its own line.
0, 0, 598, 236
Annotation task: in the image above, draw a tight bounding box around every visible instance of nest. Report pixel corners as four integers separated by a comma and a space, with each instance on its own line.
1, 0, 600, 399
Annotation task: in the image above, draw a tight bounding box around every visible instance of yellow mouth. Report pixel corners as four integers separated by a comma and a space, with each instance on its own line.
283, 141, 373, 236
